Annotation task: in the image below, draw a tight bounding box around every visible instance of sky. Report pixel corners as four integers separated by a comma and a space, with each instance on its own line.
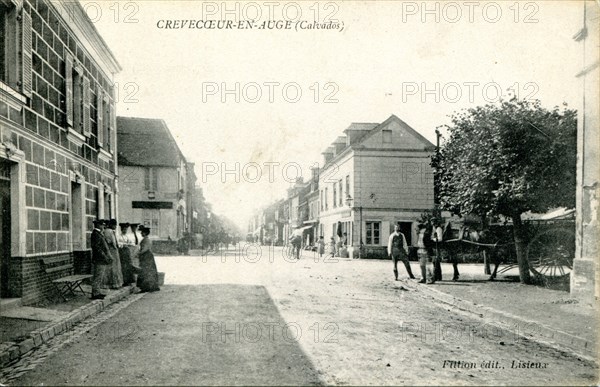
83, 0, 585, 231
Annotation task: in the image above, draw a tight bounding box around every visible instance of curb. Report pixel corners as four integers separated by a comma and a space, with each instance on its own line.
403, 281, 598, 362
0, 286, 134, 368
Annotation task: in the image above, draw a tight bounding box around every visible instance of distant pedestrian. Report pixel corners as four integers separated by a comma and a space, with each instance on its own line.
328, 237, 336, 258
317, 236, 325, 258
388, 222, 415, 280
91, 219, 112, 300
137, 226, 160, 292
289, 233, 302, 260
103, 219, 123, 289
178, 232, 190, 255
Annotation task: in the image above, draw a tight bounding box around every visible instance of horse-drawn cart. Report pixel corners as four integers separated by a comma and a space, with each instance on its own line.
437, 218, 575, 282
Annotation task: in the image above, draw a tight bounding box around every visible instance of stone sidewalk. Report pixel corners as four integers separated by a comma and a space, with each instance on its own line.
0, 285, 134, 368
403, 262, 598, 361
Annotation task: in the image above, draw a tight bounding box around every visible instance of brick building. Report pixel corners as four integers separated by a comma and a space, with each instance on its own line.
0, 0, 120, 304
318, 115, 435, 258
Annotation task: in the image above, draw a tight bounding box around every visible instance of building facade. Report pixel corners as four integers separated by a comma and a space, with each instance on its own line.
571, 1, 599, 302
117, 117, 192, 242
318, 115, 435, 258
0, 0, 120, 303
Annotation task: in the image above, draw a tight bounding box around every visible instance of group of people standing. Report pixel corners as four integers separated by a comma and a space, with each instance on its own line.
388, 221, 445, 283
314, 232, 349, 259
90, 219, 160, 299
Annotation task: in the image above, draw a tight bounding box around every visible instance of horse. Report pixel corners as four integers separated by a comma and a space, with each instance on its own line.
438, 222, 512, 281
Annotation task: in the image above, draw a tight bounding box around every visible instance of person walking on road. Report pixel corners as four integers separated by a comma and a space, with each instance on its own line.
289, 233, 302, 260
91, 219, 112, 300
388, 222, 415, 281
328, 237, 336, 258
137, 226, 160, 292
316, 236, 325, 259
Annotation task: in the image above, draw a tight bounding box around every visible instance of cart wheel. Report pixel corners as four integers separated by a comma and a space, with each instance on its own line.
526, 227, 575, 278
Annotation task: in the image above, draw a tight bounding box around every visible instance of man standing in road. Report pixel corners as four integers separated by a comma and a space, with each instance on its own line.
289, 233, 302, 260
431, 220, 444, 281
388, 222, 416, 280
91, 219, 112, 300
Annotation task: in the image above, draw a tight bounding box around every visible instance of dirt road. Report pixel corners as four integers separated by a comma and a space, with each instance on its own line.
9, 247, 598, 385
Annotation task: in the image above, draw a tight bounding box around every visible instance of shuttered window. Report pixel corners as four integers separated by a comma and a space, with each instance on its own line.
109, 101, 116, 152
64, 52, 73, 126
96, 85, 103, 146
145, 168, 158, 191
332, 183, 336, 208
0, 4, 32, 96
20, 8, 32, 97
82, 76, 91, 136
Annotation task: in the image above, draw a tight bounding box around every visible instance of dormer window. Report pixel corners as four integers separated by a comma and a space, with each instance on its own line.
383, 129, 392, 144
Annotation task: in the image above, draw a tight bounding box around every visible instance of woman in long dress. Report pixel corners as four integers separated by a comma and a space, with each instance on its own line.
137, 226, 160, 292
117, 223, 135, 286
317, 236, 325, 258
103, 219, 123, 289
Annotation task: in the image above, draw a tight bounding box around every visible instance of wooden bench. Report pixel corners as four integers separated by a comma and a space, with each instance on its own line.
41, 256, 93, 301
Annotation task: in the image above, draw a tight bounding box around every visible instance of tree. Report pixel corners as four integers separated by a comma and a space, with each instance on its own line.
418, 205, 444, 230
432, 99, 577, 284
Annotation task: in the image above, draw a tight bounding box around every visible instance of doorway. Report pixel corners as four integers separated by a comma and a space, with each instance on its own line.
0, 160, 11, 297
399, 222, 413, 246
71, 181, 83, 250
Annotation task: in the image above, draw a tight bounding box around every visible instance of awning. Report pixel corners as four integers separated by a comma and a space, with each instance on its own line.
291, 225, 313, 236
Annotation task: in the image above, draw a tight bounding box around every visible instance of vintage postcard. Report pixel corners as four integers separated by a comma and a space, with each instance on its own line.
0, 0, 598, 385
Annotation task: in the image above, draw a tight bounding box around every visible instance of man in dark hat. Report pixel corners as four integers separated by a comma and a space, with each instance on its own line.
91, 219, 112, 299
387, 222, 416, 280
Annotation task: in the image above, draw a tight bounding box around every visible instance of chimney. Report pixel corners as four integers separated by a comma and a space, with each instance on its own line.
332, 136, 347, 155
322, 147, 334, 164
310, 166, 319, 182
344, 123, 378, 146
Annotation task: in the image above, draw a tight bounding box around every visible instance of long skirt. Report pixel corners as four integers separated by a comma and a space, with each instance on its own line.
119, 247, 135, 285
130, 245, 140, 269
137, 250, 160, 292
105, 246, 123, 289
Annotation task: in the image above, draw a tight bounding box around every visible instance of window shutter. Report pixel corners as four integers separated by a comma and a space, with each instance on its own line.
82, 76, 91, 136
65, 52, 73, 127
144, 168, 150, 190
20, 9, 33, 98
109, 100, 116, 152
152, 169, 158, 191
96, 85, 103, 146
